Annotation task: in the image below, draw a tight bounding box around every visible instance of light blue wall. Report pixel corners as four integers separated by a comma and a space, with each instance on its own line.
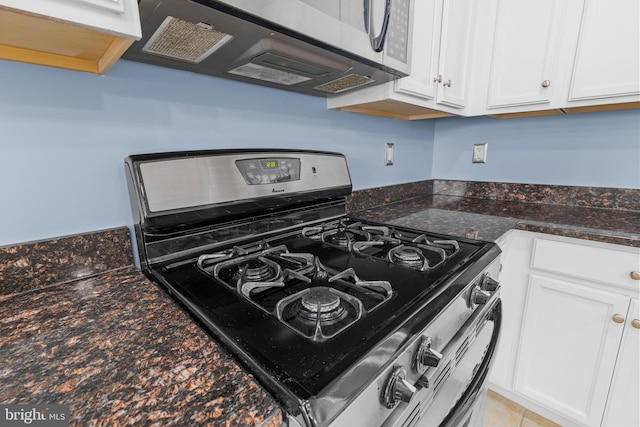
2, 58, 639, 247
432, 112, 640, 189
0, 59, 434, 247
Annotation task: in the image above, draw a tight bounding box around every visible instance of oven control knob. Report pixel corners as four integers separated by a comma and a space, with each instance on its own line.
415, 375, 430, 389
482, 275, 500, 292
382, 367, 416, 408
414, 337, 443, 374
471, 285, 491, 305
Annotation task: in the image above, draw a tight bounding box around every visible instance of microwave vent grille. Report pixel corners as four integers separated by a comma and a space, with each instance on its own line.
314, 74, 374, 94
142, 16, 233, 63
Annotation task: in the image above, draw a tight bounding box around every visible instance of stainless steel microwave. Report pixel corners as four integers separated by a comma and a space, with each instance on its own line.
124, 0, 413, 96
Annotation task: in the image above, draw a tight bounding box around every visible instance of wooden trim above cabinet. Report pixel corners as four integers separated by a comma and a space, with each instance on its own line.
489, 109, 565, 119
332, 99, 454, 120
489, 102, 640, 119
562, 102, 640, 114
0, 7, 134, 74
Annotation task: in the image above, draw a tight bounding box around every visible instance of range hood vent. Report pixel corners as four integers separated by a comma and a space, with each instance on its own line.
314, 74, 374, 94
142, 17, 233, 63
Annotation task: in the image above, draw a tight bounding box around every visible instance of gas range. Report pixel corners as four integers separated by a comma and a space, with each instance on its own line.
125, 150, 502, 427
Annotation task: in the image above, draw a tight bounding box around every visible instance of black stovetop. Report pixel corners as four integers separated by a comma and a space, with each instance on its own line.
148, 217, 496, 400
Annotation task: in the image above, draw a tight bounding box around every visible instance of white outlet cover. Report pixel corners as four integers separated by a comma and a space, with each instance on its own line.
385, 143, 394, 166
472, 143, 488, 163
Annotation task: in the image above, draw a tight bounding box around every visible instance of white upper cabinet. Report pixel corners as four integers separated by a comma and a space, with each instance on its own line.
4, 0, 140, 35
568, 0, 640, 104
327, 0, 638, 119
327, 0, 478, 119
473, 0, 639, 116
393, 0, 442, 101
485, 0, 566, 109
395, 0, 475, 108
0, 0, 141, 73
433, 0, 475, 108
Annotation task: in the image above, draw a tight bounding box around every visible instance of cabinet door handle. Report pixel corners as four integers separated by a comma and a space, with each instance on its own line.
630, 271, 640, 280
632, 319, 640, 329
541, 80, 551, 88
443, 80, 452, 87
433, 75, 442, 83
612, 314, 625, 323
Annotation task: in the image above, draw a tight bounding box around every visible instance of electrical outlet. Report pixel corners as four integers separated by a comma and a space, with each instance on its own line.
472, 143, 488, 163
385, 143, 394, 166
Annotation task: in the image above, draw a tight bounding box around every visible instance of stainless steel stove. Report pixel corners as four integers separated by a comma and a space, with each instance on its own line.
125, 149, 502, 427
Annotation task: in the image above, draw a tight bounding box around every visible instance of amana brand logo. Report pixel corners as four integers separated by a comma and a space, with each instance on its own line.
272, 188, 285, 193
2, 405, 69, 426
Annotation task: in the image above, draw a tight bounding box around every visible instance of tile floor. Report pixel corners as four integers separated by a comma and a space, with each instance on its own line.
483, 390, 561, 427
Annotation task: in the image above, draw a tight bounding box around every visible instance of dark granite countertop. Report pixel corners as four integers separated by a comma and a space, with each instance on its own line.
350, 194, 640, 247
0, 229, 282, 427
1, 180, 637, 426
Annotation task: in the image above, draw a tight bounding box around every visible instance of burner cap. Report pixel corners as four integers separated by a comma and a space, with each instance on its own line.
298, 287, 347, 322
390, 246, 426, 268
243, 258, 277, 282
301, 288, 341, 313
327, 230, 354, 247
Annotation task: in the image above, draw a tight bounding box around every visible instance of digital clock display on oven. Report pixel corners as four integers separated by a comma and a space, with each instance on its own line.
261, 160, 279, 169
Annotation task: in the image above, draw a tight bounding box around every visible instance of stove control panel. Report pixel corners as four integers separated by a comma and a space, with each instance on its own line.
236, 157, 301, 185
129, 150, 351, 214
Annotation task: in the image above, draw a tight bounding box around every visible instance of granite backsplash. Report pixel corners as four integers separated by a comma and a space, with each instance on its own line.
0, 227, 133, 297
2, 180, 637, 298
347, 180, 640, 212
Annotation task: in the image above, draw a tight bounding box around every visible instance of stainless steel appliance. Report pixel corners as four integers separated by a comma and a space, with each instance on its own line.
125, 149, 502, 427
123, 0, 412, 97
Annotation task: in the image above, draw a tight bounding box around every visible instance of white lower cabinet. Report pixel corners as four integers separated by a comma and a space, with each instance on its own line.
514, 274, 628, 426
601, 298, 640, 427
492, 231, 640, 427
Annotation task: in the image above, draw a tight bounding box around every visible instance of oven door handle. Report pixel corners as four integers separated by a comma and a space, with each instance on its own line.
438, 299, 502, 427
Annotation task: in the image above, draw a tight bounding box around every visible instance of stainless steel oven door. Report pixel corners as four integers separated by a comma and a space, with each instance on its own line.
407, 299, 502, 427
438, 300, 502, 427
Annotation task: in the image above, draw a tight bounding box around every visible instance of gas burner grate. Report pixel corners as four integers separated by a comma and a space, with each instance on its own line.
196, 243, 393, 341
301, 219, 462, 271
302, 220, 373, 249
277, 287, 363, 341
320, 221, 463, 271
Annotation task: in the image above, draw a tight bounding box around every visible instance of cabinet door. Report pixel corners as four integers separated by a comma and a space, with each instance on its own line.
436, 0, 474, 108
513, 274, 629, 426
602, 299, 640, 427
486, 0, 566, 108
394, 0, 442, 100
0, 0, 141, 37
568, 0, 640, 101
